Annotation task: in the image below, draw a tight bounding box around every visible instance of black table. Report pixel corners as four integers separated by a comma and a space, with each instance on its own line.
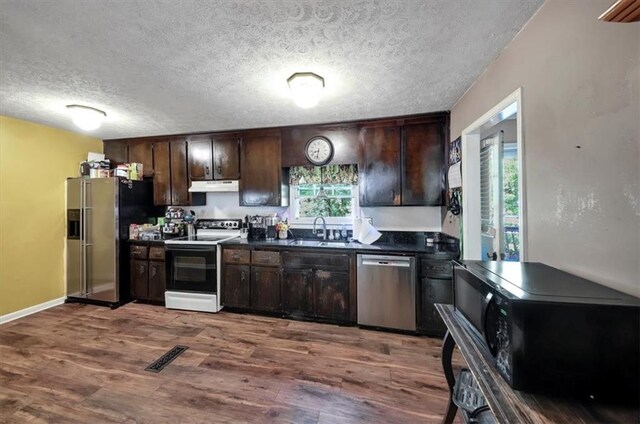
435, 304, 639, 424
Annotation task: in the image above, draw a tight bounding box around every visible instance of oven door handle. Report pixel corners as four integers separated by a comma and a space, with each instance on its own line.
481, 292, 494, 338
165, 244, 216, 252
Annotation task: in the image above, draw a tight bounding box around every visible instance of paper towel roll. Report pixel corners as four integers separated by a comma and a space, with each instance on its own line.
356, 218, 381, 245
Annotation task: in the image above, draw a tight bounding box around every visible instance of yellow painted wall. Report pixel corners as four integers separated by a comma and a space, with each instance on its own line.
0, 115, 102, 316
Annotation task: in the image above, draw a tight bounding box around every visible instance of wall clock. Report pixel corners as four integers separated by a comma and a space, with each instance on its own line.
305, 136, 334, 166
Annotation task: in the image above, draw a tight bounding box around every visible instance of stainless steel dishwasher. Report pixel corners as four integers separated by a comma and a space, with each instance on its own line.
357, 254, 416, 331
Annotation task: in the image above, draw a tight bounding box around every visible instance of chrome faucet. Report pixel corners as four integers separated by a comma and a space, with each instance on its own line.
313, 216, 327, 240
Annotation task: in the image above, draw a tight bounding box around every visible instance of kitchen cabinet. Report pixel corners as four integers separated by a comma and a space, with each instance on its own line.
129, 141, 154, 177
251, 266, 281, 312
130, 259, 149, 300
314, 270, 350, 321
417, 256, 453, 336
401, 122, 445, 205
222, 264, 251, 308
187, 137, 213, 181
103, 140, 128, 164
359, 124, 402, 206
358, 114, 447, 207
281, 269, 314, 316
170, 140, 190, 205
148, 261, 166, 303
213, 134, 240, 180
282, 250, 353, 322
240, 131, 289, 207
152, 140, 172, 206
129, 243, 166, 304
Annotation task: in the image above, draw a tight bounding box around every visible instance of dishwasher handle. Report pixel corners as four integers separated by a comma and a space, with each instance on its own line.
361, 258, 412, 268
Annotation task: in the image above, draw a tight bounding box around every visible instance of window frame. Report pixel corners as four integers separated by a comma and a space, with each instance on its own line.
289, 183, 359, 226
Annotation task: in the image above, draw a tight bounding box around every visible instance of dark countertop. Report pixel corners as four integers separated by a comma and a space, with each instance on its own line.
128, 239, 167, 246
220, 237, 459, 259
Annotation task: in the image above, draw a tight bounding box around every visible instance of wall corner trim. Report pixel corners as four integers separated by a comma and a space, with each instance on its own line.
0, 296, 66, 325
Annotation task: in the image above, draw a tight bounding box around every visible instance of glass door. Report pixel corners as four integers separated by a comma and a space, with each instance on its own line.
166, 245, 217, 293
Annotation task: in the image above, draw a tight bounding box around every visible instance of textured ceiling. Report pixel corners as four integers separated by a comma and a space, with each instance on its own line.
0, 0, 542, 139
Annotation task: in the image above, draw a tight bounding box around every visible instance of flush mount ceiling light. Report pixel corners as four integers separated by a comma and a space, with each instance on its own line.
287, 72, 325, 109
66, 104, 107, 131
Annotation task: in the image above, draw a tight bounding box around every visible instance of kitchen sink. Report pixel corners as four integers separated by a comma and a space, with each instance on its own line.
316, 241, 351, 247
286, 239, 355, 247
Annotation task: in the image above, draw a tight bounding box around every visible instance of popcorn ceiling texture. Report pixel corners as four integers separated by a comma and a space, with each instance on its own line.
0, 0, 542, 139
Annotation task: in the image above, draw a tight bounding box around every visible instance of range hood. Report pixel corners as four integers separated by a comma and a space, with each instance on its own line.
188, 180, 239, 193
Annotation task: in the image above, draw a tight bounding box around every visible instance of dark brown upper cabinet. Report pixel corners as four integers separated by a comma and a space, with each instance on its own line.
187, 136, 213, 181
213, 134, 240, 180
240, 130, 289, 207
103, 140, 128, 164
401, 122, 445, 206
170, 139, 191, 206
358, 114, 447, 207
359, 124, 402, 206
152, 140, 172, 206
128, 141, 154, 177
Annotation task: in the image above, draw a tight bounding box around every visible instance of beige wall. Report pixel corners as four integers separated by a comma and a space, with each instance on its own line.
0, 115, 103, 316
443, 0, 640, 297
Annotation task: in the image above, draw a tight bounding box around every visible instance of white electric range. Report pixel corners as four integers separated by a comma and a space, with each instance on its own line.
164, 219, 242, 313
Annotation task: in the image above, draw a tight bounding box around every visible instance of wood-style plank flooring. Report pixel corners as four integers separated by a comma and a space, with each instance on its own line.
0, 303, 463, 423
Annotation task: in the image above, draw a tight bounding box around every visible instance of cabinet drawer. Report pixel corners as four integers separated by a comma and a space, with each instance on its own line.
252, 250, 280, 266
223, 248, 250, 264
148, 246, 165, 261
420, 259, 452, 278
282, 251, 349, 270
130, 245, 148, 259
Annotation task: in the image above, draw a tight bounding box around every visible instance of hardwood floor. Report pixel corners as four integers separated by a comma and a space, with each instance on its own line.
0, 303, 462, 423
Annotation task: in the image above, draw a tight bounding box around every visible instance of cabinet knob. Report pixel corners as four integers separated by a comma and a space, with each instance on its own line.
217, 165, 222, 175
205, 166, 210, 176
241, 271, 246, 281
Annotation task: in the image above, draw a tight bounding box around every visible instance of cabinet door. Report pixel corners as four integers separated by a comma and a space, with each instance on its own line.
314, 270, 350, 321
153, 141, 172, 206
103, 141, 128, 164
188, 138, 213, 181
213, 134, 240, 180
130, 259, 148, 300
240, 133, 284, 206
402, 123, 444, 206
281, 269, 314, 316
129, 141, 154, 177
419, 277, 453, 335
251, 266, 281, 312
359, 125, 401, 206
222, 264, 250, 308
170, 140, 190, 206
148, 261, 166, 303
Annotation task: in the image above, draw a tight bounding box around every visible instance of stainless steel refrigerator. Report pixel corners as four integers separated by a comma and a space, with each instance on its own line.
66, 177, 156, 306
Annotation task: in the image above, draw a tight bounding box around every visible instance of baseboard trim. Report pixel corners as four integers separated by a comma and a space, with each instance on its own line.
0, 296, 66, 325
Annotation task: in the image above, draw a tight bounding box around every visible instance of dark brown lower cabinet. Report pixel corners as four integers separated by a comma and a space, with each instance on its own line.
281, 269, 314, 316
250, 266, 281, 312
148, 261, 166, 303
418, 277, 453, 336
314, 270, 350, 321
129, 244, 166, 304
222, 264, 250, 308
130, 259, 148, 299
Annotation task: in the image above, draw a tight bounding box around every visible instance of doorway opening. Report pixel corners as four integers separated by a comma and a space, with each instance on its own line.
461, 88, 525, 261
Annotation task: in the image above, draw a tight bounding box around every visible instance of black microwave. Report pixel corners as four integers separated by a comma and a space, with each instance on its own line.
453, 260, 640, 404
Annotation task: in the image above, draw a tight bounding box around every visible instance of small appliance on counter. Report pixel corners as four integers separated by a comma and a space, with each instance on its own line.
247, 215, 267, 240
265, 214, 279, 241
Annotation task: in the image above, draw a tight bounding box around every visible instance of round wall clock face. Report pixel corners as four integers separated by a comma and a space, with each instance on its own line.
305, 136, 334, 166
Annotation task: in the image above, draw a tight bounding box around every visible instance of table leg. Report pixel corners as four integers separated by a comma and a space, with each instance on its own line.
441, 330, 458, 424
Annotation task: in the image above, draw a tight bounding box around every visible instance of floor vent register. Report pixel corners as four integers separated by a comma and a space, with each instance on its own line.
145, 345, 189, 373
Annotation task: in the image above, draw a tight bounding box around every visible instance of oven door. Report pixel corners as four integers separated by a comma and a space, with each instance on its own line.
165, 244, 217, 294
